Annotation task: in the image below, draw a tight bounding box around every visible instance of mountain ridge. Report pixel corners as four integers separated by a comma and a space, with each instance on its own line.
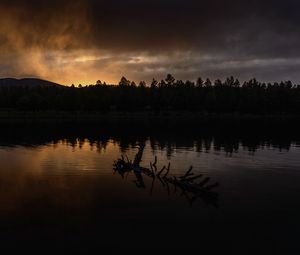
0, 78, 65, 88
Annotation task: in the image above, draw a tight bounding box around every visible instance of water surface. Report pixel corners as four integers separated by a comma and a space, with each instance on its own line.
0, 124, 299, 253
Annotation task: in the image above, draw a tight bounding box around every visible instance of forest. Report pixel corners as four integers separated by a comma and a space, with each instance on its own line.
0, 75, 299, 114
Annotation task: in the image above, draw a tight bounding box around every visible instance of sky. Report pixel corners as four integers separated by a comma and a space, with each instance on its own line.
0, 0, 300, 85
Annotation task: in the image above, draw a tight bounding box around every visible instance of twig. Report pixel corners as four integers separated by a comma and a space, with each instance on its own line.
153, 156, 157, 167
157, 166, 166, 177
180, 166, 194, 179
184, 174, 203, 182
125, 155, 130, 164
157, 176, 166, 187
150, 162, 155, 176
198, 177, 211, 187
163, 162, 171, 178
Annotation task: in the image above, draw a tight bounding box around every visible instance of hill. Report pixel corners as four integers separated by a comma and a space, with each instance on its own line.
0, 78, 64, 88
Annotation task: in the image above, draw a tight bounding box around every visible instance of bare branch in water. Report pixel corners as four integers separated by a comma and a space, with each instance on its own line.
113, 144, 219, 207
180, 166, 194, 179
157, 166, 166, 177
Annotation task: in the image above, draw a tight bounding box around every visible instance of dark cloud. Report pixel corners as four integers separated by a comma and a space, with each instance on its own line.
0, 0, 300, 84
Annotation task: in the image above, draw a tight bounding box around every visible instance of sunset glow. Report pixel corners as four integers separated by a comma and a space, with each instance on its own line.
1, 0, 300, 85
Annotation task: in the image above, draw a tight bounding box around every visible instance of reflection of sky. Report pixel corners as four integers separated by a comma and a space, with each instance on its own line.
0, 140, 299, 176
0, 140, 117, 174
0, 139, 300, 244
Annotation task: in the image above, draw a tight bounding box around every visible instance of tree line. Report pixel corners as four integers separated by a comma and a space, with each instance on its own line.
0, 74, 299, 114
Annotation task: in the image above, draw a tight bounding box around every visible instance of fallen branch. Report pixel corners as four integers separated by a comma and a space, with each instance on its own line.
113, 144, 219, 207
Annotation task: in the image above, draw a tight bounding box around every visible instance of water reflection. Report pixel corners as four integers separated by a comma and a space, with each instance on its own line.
1, 123, 299, 155
0, 123, 300, 253
114, 143, 219, 206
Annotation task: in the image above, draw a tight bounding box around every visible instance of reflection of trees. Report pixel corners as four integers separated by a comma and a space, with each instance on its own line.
0, 124, 299, 155
0, 135, 297, 155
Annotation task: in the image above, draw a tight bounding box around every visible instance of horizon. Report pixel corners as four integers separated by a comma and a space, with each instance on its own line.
1, 75, 300, 87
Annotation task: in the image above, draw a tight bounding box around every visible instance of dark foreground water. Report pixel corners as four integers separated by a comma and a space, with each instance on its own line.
0, 123, 299, 254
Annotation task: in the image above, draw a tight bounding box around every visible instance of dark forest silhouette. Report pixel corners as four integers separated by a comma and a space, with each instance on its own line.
0, 74, 299, 114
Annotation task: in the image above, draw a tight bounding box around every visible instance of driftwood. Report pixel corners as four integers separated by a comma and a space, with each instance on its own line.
113, 143, 219, 207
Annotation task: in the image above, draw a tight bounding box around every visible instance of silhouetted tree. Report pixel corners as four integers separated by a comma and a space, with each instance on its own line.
139, 81, 146, 88
196, 77, 204, 88
165, 74, 175, 87
204, 78, 212, 87
214, 79, 222, 87
159, 80, 167, 88
119, 76, 131, 87
130, 81, 137, 87
234, 79, 240, 87
151, 78, 158, 88
224, 76, 235, 87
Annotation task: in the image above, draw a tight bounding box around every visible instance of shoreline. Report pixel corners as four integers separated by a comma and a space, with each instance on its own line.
0, 110, 300, 124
